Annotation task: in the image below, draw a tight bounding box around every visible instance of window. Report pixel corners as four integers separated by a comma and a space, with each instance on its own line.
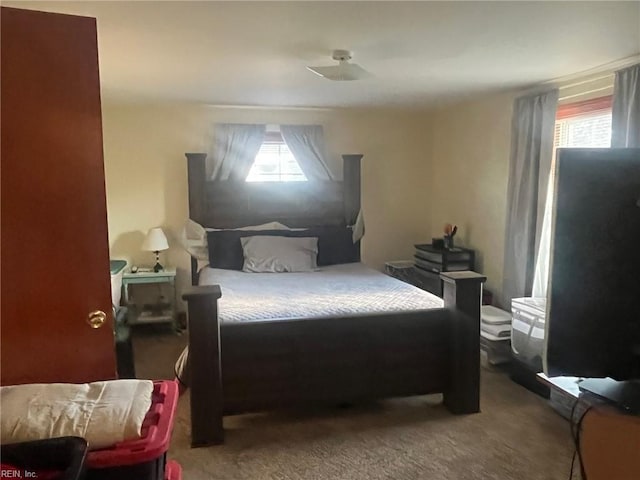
533, 95, 613, 297
246, 132, 307, 182
550, 97, 613, 183
554, 96, 612, 149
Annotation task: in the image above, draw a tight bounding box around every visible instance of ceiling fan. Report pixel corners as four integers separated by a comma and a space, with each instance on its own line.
307, 50, 372, 81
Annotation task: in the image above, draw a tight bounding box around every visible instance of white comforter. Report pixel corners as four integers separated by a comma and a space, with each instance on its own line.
0, 379, 153, 450
175, 263, 444, 384
198, 262, 444, 322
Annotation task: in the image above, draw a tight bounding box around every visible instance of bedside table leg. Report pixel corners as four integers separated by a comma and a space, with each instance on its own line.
170, 277, 181, 334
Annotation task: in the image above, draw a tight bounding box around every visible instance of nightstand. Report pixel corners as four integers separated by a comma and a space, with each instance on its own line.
384, 260, 417, 283
413, 244, 475, 296
122, 268, 177, 331
385, 260, 437, 293
385, 244, 476, 297
114, 306, 135, 378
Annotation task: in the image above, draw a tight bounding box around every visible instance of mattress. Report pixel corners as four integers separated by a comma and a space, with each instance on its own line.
176, 263, 444, 384
197, 262, 444, 323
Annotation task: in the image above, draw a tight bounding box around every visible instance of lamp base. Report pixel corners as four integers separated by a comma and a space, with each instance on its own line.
153, 251, 164, 272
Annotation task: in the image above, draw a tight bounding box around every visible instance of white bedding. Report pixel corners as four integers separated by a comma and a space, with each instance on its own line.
0, 379, 153, 450
198, 262, 443, 322
175, 263, 444, 383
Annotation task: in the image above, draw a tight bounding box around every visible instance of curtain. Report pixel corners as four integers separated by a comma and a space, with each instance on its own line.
611, 64, 640, 147
502, 89, 559, 307
211, 124, 266, 181
531, 177, 554, 298
351, 209, 365, 243
280, 125, 334, 180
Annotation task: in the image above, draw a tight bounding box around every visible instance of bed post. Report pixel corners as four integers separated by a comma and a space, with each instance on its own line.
342, 154, 362, 226
186, 153, 207, 286
182, 285, 223, 447
190, 256, 198, 286
343, 154, 362, 261
185, 153, 207, 225
441, 271, 486, 414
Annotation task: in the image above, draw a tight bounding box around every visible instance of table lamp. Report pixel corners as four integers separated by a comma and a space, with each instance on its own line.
142, 227, 169, 272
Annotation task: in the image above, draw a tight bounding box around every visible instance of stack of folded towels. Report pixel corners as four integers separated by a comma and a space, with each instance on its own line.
480, 305, 512, 367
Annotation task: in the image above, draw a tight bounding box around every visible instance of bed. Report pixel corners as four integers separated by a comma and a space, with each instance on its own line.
182, 152, 486, 447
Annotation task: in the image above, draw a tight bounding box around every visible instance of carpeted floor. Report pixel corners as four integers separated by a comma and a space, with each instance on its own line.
133, 326, 573, 480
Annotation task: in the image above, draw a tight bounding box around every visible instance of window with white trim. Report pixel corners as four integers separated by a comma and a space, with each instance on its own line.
554, 96, 612, 149
550, 97, 613, 184
533, 96, 613, 297
246, 132, 307, 182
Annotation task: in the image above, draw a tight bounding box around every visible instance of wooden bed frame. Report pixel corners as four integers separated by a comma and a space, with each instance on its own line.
182, 153, 485, 447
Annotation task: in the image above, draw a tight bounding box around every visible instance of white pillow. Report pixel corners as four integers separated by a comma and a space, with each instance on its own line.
241, 236, 318, 273
180, 220, 302, 263
180, 219, 209, 261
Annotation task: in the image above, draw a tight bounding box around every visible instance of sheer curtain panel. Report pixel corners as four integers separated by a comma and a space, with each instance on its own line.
280, 125, 334, 181
612, 64, 640, 148
212, 124, 266, 181
502, 89, 559, 307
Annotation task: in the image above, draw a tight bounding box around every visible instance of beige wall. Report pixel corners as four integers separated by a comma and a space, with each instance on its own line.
103, 75, 613, 311
102, 102, 434, 306
428, 92, 516, 305
426, 75, 614, 307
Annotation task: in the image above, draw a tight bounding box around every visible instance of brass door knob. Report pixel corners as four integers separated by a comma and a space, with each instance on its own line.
87, 310, 107, 329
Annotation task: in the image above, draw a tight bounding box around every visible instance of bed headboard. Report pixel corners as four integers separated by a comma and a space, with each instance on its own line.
185, 153, 362, 229
185, 153, 363, 283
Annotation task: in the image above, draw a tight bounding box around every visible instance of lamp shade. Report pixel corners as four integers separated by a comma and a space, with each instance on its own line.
142, 227, 169, 252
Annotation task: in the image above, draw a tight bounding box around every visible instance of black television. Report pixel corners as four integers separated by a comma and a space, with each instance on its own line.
544, 148, 640, 409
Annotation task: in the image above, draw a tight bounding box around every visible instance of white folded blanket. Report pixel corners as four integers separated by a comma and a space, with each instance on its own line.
0, 379, 153, 450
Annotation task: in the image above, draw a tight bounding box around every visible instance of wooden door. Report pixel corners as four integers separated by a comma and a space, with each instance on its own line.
1, 7, 117, 384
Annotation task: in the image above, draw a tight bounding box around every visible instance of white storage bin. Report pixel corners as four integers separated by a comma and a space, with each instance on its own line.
480, 337, 511, 366
511, 297, 547, 371
480, 305, 512, 366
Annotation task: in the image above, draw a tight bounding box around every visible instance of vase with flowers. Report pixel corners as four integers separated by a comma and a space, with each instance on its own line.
443, 223, 458, 250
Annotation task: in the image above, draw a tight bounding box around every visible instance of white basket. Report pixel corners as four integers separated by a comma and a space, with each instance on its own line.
511, 297, 546, 370
549, 387, 586, 420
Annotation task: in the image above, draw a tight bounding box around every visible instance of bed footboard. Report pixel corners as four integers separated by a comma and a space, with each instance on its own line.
182, 285, 223, 447
441, 271, 486, 414
183, 271, 485, 447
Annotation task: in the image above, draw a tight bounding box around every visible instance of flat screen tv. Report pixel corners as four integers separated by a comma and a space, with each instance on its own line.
544, 148, 640, 383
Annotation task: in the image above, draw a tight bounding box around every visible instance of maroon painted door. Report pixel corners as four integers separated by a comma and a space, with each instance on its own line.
1, 7, 117, 384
